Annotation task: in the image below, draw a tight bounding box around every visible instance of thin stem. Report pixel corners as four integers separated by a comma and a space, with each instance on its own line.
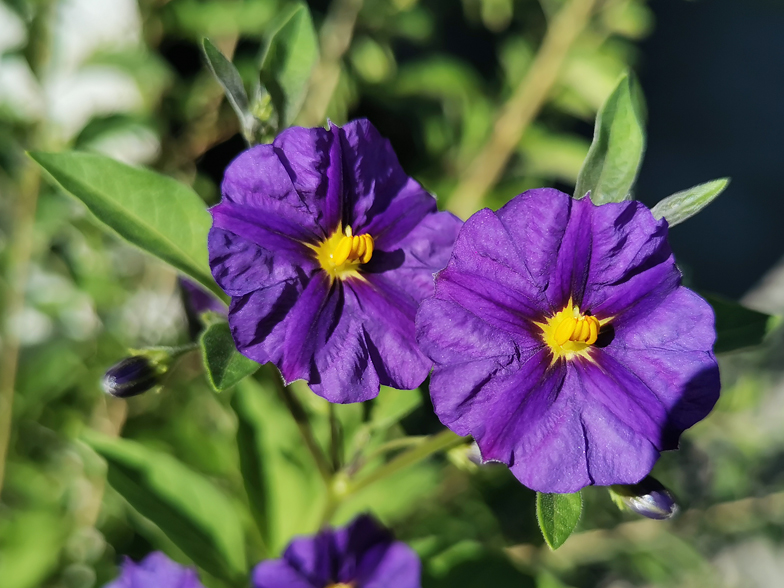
346, 429, 465, 498
328, 403, 342, 472
0, 161, 41, 494
362, 435, 428, 464
298, 0, 364, 126
448, 0, 598, 220
272, 377, 333, 485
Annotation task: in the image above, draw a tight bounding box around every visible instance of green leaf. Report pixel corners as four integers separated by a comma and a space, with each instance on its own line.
200, 321, 259, 391
574, 73, 646, 204
703, 293, 775, 353
82, 431, 247, 581
29, 151, 223, 299
260, 2, 319, 128
201, 38, 257, 142
536, 492, 582, 550
231, 378, 324, 554
651, 178, 730, 227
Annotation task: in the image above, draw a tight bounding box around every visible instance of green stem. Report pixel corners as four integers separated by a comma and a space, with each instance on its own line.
448, 0, 598, 219
347, 430, 465, 498
0, 162, 41, 495
272, 377, 333, 485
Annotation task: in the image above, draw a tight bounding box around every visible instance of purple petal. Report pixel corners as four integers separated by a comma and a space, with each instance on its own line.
361, 542, 421, 588
251, 560, 316, 588
604, 286, 720, 438
364, 209, 462, 303
273, 124, 344, 233
339, 120, 439, 249
278, 275, 379, 403
221, 127, 341, 239
208, 227, 313, 297
104, 553, 203, 588
350, 277, 431, 391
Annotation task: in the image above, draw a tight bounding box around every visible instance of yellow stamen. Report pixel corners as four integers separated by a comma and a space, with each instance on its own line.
535, 298, 610, 364
306, 224, 375, 281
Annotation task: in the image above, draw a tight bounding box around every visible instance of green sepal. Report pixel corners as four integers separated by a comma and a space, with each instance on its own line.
199, 321, 260, 391
651, 178, 730, 227
536, 491, 582, 550
574, 72, 646, 204
259, 2, 319, 129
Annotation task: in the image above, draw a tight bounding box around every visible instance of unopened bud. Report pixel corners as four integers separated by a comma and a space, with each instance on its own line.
102, 356, 158, 398
610, 476, 678, 520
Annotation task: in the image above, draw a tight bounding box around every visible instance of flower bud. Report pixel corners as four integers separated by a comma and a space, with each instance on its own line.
610, 476, 679, 520
102, 356, 158, 398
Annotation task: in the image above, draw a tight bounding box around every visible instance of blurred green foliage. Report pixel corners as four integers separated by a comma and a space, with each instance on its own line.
1, 1, 783, 588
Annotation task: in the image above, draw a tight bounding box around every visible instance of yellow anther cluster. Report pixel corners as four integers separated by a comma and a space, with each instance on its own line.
330, 226, 374, 267
536, 298, 608, 363
326, 584, 354, 588
309, 224, 374, 281
554, 314, 600, 346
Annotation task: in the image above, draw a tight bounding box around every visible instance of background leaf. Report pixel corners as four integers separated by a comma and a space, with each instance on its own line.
260, 2, 319, 129
231, 378, 324, 554
536, 492, 582, 550
200, 321, 259, 391
83, 431, 247, 581
574, 73, 646, 204
651, 178, 730, 227
703, 293, 775, 353
201, 38, 257, 142
29, 151, 223, 299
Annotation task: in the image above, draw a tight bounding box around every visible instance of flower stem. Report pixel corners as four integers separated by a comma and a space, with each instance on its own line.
346, 429, 466, 497
448, 0, 598, 220
272, 378, 333, 485
0, 161, 41, 494
298, 0, 364, 126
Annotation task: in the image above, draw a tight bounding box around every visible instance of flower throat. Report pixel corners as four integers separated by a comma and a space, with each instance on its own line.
536, 298, 608, 363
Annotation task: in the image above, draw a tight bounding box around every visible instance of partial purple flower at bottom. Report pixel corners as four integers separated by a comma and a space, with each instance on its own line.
104, 552, 204, 588
253, 515, 421, 588
416, 189, 721, 494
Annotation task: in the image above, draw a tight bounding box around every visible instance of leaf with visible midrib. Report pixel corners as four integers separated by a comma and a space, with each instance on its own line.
83, 431, 247, 581
260, 2, 318, 128
574, 73, 646, 205
29, 150, 224, 300
536, 491, 582, 550
200, 321, 260, 391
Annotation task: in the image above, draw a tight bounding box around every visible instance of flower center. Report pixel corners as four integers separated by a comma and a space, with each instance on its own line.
309, 224, 374, 281
325, 584, 354, 588
536, 298, 607, 363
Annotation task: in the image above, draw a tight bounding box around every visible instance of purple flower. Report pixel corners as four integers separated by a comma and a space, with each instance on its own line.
252, 515, 421, 588
104, 552, 204, 588
416, 189, 720, 493
208, 119, 461, 403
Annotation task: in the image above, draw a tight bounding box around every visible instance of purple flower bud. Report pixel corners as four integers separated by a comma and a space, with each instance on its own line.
101, 356, 158, 398
611, 476, 679, 520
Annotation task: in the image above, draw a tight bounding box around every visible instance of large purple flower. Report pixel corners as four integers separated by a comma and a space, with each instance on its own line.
252, 515, 420, 588
209, 119, 461, 403
416, 189, 720, 493
104, 552, 204, 588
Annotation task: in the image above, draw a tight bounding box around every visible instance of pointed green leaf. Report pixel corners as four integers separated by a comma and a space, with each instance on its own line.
260, 2, 318, 128
202, 38, 257, 142
231, 378, 324, 553
29, 151, 223, 299
82, 431, 246, 581
536, 491, 582, 550
651, 178, 730, 227
574, 73, 646, 204
703, 293, 775, 353
200, 321, 259, 391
